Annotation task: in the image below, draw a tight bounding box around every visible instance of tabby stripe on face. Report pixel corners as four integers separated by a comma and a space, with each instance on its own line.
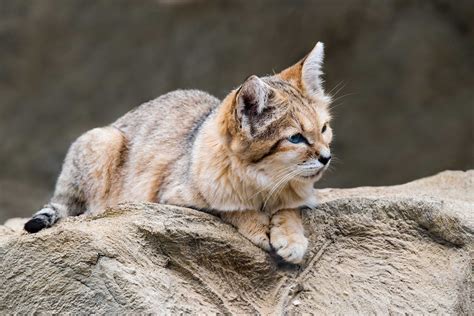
251, 139, 282, 163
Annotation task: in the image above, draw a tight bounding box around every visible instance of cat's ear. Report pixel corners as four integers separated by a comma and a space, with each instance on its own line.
280, 42, 327, 99
236, 75, 270, 126
301, 42, 325, 97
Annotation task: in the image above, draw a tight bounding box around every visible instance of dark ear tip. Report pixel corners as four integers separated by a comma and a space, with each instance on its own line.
24, 218, 47, 233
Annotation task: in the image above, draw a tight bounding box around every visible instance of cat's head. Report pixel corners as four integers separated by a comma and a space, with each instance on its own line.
219, 42, 333, 185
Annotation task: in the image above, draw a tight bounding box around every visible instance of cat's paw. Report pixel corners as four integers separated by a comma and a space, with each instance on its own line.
244, 231, 271, 252
270, 226, 308, 264
222, 210, 271, 252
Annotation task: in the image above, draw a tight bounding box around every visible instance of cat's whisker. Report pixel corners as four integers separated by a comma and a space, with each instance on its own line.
329, 83, 346, 101
330, 92, 357, 104
247, 166, 296, 200
270, 169, 305, 205
263, 169, 296, 198
260, 171, 295, 207
328, 155, 342, 166
327, 80, 345, 97
262, 168, 301, 210
329, 102, 346, 111
269, 169, 307, 209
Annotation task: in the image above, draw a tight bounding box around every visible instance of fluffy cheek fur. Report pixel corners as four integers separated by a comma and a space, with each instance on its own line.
322, 126, 333, 145
275, 145, 308, 165
256, 146, 308, 182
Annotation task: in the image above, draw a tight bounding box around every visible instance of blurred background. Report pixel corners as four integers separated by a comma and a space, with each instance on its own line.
1, 0, 473, 221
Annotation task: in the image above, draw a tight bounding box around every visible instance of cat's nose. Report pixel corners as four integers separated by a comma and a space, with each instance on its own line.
318, 155, 331, 165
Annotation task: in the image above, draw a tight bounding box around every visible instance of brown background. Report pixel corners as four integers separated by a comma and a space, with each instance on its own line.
1, 0, 473, 221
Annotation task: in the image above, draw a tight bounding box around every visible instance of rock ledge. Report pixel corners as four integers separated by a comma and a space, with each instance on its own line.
0, 170, 472, 314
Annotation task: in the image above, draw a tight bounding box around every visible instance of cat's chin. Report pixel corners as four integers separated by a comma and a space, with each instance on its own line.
298, 168, 326, 182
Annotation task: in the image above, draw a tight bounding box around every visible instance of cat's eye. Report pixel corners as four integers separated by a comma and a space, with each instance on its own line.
321, 123, 328, 133
288, 133, 308, 144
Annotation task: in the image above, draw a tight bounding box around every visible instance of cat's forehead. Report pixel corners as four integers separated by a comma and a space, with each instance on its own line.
263, 76, 330, 126
263, 77, 306, 101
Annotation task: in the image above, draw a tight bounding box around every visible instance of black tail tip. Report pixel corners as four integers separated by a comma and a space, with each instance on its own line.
24, 217, 47, 233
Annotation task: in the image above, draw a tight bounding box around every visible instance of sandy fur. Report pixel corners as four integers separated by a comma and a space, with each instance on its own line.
26, 42, 334, 263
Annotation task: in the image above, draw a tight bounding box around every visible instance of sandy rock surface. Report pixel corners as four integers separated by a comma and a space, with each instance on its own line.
0, 170, 472, 314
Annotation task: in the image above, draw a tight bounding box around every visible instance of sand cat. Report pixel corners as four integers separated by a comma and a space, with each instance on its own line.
24, 42, 333, 264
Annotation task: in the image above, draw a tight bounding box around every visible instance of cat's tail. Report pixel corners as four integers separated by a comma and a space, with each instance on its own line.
24, 203, 66, 233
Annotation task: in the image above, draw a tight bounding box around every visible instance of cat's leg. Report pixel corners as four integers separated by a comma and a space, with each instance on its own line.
220, 210, 271, 251
24, 127, 126, 233
270, 208, 308, 264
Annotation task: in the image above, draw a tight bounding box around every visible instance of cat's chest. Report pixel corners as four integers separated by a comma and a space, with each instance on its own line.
206, 183, 316, 213
258, 187, 317, 213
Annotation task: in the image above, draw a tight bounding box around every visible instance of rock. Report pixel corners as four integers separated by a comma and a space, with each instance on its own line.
0, 170, 472, 314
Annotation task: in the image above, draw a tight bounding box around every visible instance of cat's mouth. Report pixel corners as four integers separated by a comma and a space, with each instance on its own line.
300, 167, 326, 179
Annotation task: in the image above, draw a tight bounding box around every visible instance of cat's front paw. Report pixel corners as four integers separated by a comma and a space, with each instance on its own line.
244, 231, 271, 252
220, 210, 271, 252
270, 226, 308, 264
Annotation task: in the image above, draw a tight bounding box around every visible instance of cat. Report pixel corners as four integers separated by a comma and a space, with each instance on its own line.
24, 42, 333, 264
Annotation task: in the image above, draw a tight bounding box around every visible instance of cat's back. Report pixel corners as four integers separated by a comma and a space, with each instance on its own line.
108, 89, 221, 202
113, 89, 220, 143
